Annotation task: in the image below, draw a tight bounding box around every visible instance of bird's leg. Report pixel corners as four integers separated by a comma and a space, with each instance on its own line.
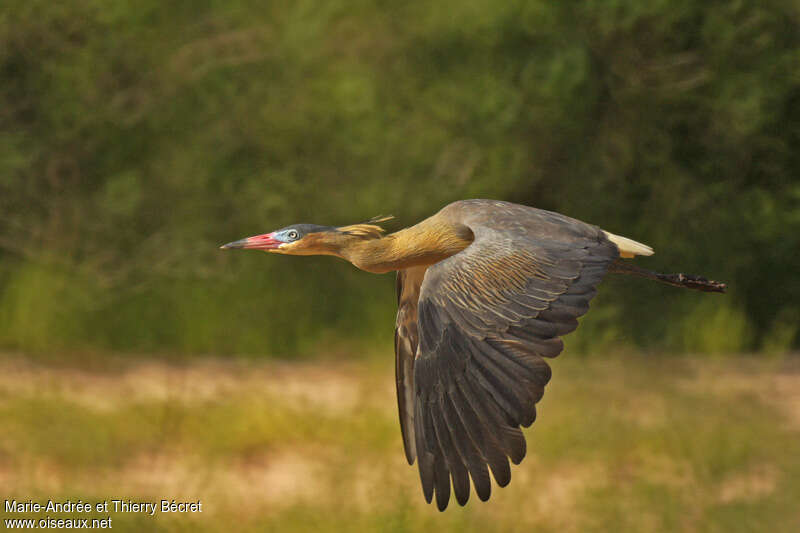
608, 260, 727, 293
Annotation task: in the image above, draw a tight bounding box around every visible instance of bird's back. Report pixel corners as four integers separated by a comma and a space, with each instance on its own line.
434, 199, 652, 258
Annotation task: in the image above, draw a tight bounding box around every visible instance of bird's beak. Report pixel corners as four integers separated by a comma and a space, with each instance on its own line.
220, 232, 282, 250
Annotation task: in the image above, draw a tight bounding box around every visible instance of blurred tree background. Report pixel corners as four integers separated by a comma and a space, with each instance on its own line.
1, 0, 798, 357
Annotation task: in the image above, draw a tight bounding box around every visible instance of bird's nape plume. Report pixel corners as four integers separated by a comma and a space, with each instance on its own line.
336, 215, 394, 239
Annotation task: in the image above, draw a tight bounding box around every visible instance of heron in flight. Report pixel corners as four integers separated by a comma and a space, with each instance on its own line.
221, 199, 725, 510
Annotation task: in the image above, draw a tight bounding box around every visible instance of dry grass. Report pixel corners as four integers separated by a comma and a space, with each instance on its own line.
1, 353, 799, 532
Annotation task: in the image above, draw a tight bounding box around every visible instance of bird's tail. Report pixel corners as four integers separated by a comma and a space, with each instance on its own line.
603, 231, 654, 258
608, 260, 727, 293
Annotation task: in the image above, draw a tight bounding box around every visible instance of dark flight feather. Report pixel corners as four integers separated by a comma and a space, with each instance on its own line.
394, 200, 618, 509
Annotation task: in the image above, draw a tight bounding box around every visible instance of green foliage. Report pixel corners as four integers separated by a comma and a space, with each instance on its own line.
1, 0, 798, 355
0, 264, 97, 351
671, 299, 754, 355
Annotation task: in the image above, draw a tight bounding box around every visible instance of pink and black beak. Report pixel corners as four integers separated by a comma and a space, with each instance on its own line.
220, 232, 282, 250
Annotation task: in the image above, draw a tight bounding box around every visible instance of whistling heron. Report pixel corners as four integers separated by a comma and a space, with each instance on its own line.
221, 199, 725, 510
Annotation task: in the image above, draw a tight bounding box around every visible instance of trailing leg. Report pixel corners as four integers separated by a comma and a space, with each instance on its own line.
608, 260, 726, 293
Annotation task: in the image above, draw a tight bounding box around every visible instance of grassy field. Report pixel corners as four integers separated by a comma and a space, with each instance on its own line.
1, 352, 799, 532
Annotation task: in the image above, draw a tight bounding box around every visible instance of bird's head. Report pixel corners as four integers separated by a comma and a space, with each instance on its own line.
220, 217, 392, 257
219, 224, 342, 256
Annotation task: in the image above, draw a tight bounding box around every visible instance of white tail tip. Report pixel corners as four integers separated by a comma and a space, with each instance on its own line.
603, 231, 654, 258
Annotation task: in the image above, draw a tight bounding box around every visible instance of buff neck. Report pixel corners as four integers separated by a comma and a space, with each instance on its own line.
338, 220, 474, 273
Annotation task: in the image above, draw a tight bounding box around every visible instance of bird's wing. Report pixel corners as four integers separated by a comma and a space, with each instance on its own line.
395, 265, 427, 464
412, 201, 619, 510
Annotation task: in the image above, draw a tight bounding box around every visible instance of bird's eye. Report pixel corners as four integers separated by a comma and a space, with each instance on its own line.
287, 230, 299, 240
